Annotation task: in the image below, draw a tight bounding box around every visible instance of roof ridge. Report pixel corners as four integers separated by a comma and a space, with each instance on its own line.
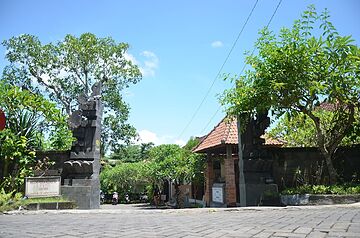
192, 116, 227, 152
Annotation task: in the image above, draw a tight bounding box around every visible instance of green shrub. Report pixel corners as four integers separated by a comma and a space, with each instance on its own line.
312, 185, 328, 194
0, 189, 23, 212
281, 184, 360, 195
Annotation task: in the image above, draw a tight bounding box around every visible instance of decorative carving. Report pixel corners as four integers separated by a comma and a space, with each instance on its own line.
63, 82, 102, 177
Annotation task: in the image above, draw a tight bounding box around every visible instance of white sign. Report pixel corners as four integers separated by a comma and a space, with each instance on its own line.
25, 177, 61, 197
212, 187, 224, 203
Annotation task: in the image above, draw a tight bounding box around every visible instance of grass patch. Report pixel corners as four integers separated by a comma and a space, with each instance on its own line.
0, 191, 71, 213
23, 196, 69, 205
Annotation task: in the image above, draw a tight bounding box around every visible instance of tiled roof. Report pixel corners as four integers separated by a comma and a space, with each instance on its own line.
193, 116, 284, 153
193, 117, 238, 153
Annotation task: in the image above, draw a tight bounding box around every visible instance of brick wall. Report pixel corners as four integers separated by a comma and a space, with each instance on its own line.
204, 158, 214, 206
225, 156, 236, 206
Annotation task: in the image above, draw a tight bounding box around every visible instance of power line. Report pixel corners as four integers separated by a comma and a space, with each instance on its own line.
177, 0, 259, 139
200, 56, 251, 134
200, 0, 283, 135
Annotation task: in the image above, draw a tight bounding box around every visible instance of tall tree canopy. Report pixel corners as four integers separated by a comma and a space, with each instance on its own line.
221, 6, 360, 184
268, 109, 360, 148
2, 33, 142, 153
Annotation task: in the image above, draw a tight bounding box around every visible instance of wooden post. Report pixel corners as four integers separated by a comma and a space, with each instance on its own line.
237, 115, 246, 206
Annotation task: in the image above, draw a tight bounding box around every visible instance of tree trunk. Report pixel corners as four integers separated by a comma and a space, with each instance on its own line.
323, 152, 338, 185
174, 183, 182, 209
302, 109, 340, 185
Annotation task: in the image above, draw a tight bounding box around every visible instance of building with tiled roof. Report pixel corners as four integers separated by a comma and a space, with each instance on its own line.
193, 117, 238, 153
193, 117, 283, 153
193, 116, 283, 207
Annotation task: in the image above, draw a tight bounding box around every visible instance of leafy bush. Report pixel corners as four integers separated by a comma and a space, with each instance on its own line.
0, 131, 36, 193
100, 162, 149, 197
281, 184, 360, 195
312, 185, 328, 194
0, 189, 23, 212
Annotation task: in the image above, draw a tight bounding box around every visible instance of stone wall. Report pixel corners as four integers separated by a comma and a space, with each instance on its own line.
267, 145, 360, 189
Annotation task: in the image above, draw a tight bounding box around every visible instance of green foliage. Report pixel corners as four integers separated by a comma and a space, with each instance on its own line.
100, 162, 148, 195
269, 110, 360, 147
183, 137, 201, 151
148, 144, 194, 185
0, 82, 70, 193
221, 6, 360, 184
23, 196, 69, 205
0, 130, 36, 193
0, 189, 23, 212
147, 144, 205, 208
47, 124, 74, 150
281, 184, 360, 195
108, 142, 154, 162
2, 33, 142, 153
0, 81, 72, 151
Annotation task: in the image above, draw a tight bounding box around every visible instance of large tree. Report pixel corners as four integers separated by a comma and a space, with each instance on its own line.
107, 142, 154, 162
148, 144, 198, 208
221, 6, 360, 184
268, 109, 360, 148
2, 33, 142, 153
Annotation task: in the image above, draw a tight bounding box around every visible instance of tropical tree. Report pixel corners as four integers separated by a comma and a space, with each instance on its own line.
2, 33, 142, 153
269, 109, 360, 147
221, 6, 360, 184
100, 162, 148, 199
0, 81, 68, 192
183, 137, 206, 199
108, 142, 154, 162
148, 144, 199, 208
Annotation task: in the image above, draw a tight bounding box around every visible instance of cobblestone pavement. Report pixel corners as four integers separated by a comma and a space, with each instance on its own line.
1, 203, 360, 238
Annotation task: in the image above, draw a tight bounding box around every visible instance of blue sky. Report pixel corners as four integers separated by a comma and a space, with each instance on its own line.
1, 0, 359, 146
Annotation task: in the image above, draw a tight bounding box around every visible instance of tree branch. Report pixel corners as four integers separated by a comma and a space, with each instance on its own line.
29, 67, 71, 114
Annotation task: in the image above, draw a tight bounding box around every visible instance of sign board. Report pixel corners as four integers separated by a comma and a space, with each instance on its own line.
212, 183, 225, 203
25, 176, 61, 198
0, 109, 5, 131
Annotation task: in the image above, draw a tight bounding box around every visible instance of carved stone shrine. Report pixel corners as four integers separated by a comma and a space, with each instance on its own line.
61, 83, 102, 209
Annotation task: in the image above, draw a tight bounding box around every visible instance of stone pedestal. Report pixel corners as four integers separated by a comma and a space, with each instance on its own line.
62, 179, 100, 209
246, 183, 278, 206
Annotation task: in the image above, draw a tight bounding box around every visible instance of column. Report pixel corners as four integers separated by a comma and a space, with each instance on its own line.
225, 145, 236, 206
204, 154, 214, 207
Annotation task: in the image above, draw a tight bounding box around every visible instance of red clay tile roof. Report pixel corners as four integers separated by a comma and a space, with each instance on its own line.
193, 117, 283, 153
193, 117, 238, 153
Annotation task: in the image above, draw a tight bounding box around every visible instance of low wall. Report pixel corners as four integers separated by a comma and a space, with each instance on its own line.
267, 145, 360, 189
36, 150, 70, 171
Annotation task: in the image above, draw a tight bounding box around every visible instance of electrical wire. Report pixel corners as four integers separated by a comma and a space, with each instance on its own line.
177, 0, 259, 139
199, 0, 283, 135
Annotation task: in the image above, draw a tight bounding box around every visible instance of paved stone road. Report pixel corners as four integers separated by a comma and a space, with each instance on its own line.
1, 203, 360, 237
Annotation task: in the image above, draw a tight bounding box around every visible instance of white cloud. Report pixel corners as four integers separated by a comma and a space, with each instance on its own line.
140, 51, 159, 77
124, 52, 139, 65
175, 139, 186, 147
138, 129, 184, 146
124, 51, 159, 78
211, 40, 223, 48
138, 130, 160, 144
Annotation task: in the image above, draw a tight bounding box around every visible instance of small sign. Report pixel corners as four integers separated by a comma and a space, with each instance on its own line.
0, 110, 5, 131
212, 186, 224, 203
25, 176, 61, 198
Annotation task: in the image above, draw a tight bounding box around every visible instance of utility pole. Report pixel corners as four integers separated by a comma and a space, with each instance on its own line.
237, 115, 246, 206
